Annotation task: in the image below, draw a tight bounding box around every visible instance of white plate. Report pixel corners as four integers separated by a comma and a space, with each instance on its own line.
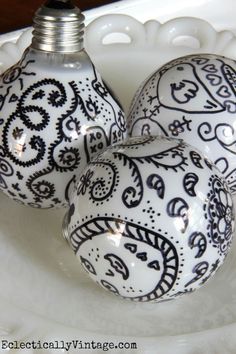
1, 1, 236, 353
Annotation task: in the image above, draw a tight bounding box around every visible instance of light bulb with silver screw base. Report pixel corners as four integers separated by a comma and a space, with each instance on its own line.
0, 0, 126, 209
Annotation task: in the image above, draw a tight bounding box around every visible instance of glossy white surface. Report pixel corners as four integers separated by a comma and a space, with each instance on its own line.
1, 0, 236, 352
66, 136, 234, 302
1, 191, 236, 353
128, 54, 236, 194
0, 48, 125, 208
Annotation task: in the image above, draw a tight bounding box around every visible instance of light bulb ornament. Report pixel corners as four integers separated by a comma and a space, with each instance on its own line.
63, 136, 235, 302
0, 0, 126, 208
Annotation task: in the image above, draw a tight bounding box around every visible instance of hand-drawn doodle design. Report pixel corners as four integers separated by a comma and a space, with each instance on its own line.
183, 173, 199, 197
78, 138, 188, 209
0, 146, 14, 189
185, 261, 209, 288
156, 62, 224, 113
0, 50, 126, 208
65, 136, 234, 302
204, 174, 234, 255
167, 197, 189, 233
146, 173, 165, 199
127, 54, 236, 194
69, 217, 179, 302
188, 232, 207, 258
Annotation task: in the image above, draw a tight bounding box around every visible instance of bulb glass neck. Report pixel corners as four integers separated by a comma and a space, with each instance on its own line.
31, 0, 85, 53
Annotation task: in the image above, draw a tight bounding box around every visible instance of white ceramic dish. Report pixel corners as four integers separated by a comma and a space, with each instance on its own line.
1, 1, 236, 353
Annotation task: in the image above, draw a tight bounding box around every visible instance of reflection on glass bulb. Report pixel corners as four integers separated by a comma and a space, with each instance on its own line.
0, 0, 126, 209
107, 222, 126, 247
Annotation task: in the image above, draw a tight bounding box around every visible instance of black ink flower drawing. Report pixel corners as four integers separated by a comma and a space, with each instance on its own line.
205, 175, 235, 255
77, 169, 94, 195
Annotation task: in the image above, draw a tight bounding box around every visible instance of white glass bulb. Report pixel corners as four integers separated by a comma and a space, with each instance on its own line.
63, 136, 235, 302
0, 0, 126, 208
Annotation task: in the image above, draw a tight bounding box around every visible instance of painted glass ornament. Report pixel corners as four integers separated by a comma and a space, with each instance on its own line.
128, 54, 236, 193
0, 0, 126, 208
63, 136, 235, 302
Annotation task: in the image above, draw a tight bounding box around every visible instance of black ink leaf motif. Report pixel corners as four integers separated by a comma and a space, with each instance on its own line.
188, 232, 207, 258
146, 173, 165, 199
80, 256, 97, 275
124, 243, 137, 254
202, 64, 217, 73
217, 85, 231, 98
136, 252, 148, 262
185, 261, 209, 287
12, 183, 20, 191
0, 119, 4, 125
105, 269, 115, 277
148, 260, 161, 271
190, 151, 204, 169
9, 93, 18, 103
100, 280, 119, 295
104, 254, 129, 280
113, 152, 143, 208
183, 172, 199, 197
210, 258, 220, 274
167, 197, 189, 233
16, 171, 24, 180
206, 74, 222, 86
52, 198, 61, 205
32, 89, 45, 100
200, 259, 221, 285
3, 66, 21, 84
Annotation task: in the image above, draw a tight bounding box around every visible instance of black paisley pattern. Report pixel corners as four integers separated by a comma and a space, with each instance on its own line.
66, 136, 234, 302
0, 49, 126, 208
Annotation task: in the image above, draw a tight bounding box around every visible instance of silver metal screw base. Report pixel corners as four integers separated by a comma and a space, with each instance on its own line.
32, 0, 85, 53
